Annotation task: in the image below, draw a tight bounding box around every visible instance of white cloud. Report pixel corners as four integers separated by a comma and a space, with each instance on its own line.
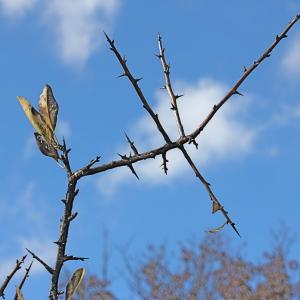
0, 0, 37, 16
98, 78, 256, 195
282, 35, 300, 75
43, 0, 120, 65
1, 0, 120, 65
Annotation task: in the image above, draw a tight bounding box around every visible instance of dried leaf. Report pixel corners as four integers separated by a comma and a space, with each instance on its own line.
65, 268, 85, 300
212, 201, 221, 214
17, 96, 58, 148
207, 222, 227, 234
34, 132, 59, 161
38, 85, 59, 131
16, 287, 25, 300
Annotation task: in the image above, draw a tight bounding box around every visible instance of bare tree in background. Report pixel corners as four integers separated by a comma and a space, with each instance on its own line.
59, 227, 300, 300
1, 14, 299, 300
122, 230, 300, 300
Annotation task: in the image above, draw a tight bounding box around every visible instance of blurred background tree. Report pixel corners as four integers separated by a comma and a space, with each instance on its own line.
72, 228, 300, 300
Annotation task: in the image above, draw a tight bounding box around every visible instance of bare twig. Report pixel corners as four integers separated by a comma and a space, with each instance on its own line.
13, 261, 33, 300
179, 146, 240, 237
156, 33, 237, 232
189, 14, 300, 142
72, 155, 101, 180
157, 33, 186, 138
125, 132, 139, 155
104, 32, 172, 144
161, 152, 168, 175
0, 255, 27, 298
48, 139, 83, 299
63, 255, 88, 262
104, 31, 239, 234
60, 138, 72, 177
118, 154, 140, 180
85, 15, 299, 236
26, 249, 54, 275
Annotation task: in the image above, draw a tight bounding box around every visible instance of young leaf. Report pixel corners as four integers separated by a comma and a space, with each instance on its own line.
65, 268, 85, 300
16, 287, 25, 300
17, 96, 58, 148
207, 222, 227, 234
38, 85, 59, 131
34, 132, 59, 161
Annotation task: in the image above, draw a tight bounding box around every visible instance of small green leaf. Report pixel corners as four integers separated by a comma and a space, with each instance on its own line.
207, 222, 227, 234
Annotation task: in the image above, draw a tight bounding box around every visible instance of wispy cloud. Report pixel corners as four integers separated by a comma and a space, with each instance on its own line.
0, 183, 56, 280
97, 78, 256, 195
0, 182, 47, 228
0, 0, 37, 16
281, 34, 300, 75
43, 0, 120, 65
1, 0, 120, 65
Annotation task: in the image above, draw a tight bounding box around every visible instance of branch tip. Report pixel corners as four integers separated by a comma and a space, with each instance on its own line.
128, 164, 139, 180
26, 248, 54, 274
234, 90, 244, 96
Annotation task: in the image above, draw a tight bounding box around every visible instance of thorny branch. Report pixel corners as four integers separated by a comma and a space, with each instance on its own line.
22, 14, 300, 300
13, 261, 33, 300
27, 142, 94, 300
157, 33, 186, 138
0, 255, 26, 298
189, 14, 300, 140
104, 32, 172, 144
26, 249, 54, 275
48, 143, 83, 300
81, 15, 299, 236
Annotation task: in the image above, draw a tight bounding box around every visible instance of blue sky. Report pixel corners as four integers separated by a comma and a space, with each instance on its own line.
1, 0, 300, 298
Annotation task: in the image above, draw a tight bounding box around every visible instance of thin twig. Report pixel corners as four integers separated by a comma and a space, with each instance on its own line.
157, 33, 186, 138
87, 15, 299, 236
13, 261, 33, 300
72, 155, 101, 180
26, 249, 54, 274
125, 132, 139, 155
118, 154, 140, 180
104, 32, 172, 144
49, 138, 83, 299
60, 138, 72, 177
63, 255, 88, 262
189, 14, 300, 142
161, 152, 168, 175
179, 146, 240, 237
0, 255, 27, 298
